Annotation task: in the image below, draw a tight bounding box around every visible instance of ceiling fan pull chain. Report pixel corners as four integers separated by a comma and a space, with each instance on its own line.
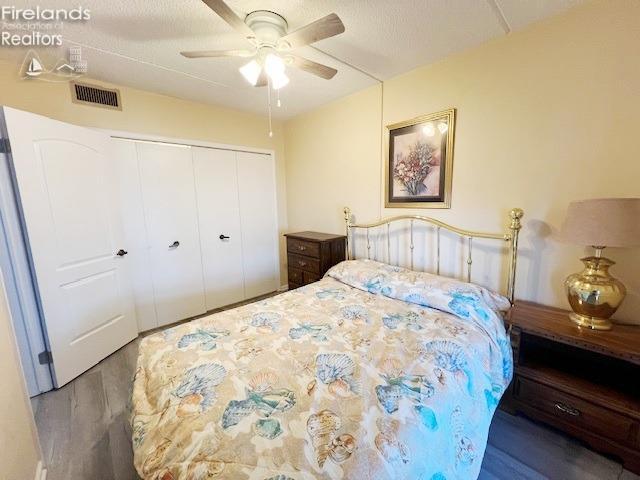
267, 76, 273, 138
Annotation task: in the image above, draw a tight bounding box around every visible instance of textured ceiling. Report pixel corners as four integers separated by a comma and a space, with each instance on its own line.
0, 0, 582, 118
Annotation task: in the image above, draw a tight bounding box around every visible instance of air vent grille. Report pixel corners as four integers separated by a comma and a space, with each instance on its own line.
70, 82, 121, 110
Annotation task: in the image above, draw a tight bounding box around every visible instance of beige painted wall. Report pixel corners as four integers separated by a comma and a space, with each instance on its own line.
284, 84, 383, 233
285, 0, 640, 324
0, 275, 42, 480
0, 60, 289, 285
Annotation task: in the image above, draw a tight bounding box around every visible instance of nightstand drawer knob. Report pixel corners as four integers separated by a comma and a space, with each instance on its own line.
298, 260, 307, 267
297, 245, 306, 251
555, 402, 580, 417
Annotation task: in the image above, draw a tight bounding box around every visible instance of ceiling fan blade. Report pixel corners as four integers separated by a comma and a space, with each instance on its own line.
181, 49, 254, 58
279, 13, 345, 49
288, 55, 337, 80
201, 0, 255, 38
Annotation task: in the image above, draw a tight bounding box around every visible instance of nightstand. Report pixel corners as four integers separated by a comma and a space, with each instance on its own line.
502, 301, 640, 473
284, 231, 346, 290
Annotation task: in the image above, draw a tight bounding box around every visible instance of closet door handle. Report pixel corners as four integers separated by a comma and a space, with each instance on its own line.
116, 249, 128, 257
219, 234, 230, 240
169, 241, 180, 249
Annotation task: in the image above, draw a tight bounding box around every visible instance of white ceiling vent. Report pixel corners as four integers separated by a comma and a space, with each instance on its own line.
70, 81, 121, 110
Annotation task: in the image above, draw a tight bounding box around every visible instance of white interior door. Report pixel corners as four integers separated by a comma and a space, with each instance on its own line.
137, 142, 206, 326
237, 152, 279, 298
3, 107, 137, 387
193, 147, 245, 310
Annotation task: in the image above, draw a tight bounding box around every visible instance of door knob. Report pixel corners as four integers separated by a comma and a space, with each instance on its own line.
219, 234, 230, 240
116, 249, 128, 257
169, 241, 180, 248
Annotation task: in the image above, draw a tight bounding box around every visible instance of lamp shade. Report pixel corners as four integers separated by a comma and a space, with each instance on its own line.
559, 198, 640, 247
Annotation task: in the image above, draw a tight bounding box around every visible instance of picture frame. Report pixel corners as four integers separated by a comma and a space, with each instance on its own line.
385, 108, 456, 209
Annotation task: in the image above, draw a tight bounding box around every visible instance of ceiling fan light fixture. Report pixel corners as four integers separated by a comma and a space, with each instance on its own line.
239, 59, 261, 86
264, 53, 285, 77
270, 70, 289, 90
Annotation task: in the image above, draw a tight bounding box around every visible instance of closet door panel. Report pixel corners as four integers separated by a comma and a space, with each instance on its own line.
137, 142, 206, 326
237, 152, 279, 298
113, 139, 157, 331
193, 147, 245, 310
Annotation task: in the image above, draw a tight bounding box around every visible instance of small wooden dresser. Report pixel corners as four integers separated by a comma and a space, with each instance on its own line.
284, 231, 346, 289
502, 301, 640, 473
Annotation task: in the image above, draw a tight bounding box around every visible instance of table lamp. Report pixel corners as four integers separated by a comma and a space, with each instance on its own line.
559, 198, 640, 330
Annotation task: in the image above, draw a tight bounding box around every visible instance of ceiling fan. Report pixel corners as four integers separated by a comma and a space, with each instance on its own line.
180, 0, 345, 89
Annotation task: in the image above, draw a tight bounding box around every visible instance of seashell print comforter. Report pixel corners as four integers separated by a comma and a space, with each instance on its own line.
131, 259, 513, 480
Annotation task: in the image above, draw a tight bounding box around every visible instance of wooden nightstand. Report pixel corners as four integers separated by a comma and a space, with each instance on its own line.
502, 301, 640, 473
284, 231, 346, 290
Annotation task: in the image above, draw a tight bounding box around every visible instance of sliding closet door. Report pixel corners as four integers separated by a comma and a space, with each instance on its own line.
193, 147, 245, 310
137, 142, 206, 326
237, 152, 279, 298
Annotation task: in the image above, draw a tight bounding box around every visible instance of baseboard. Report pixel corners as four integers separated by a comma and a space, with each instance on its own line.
34, 461, 47, 480
277, 284, 289, 292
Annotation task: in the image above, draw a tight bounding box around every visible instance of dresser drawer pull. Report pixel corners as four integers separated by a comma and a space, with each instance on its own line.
555, 402, 581, 417
297, 260, 307, 267
297, 245, 307, 251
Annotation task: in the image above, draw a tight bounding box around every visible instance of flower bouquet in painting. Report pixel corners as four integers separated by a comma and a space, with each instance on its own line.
392, 141, 434, 196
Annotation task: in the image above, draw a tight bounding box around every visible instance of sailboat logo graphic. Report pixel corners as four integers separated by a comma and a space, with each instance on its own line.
19, 48, 87, 82
26, 57, 44, 77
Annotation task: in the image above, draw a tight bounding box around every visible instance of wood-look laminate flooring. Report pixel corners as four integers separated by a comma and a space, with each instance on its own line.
30, 293, 640, 480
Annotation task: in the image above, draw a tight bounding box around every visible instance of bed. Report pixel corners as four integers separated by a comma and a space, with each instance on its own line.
131, 208, 524, 480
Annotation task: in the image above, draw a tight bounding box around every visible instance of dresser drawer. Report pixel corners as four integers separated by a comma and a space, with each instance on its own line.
303, 271, 320, 284
514, 376, 637, 445
287, 238, 320, 258
288, 267, 304, 285
288, 253, 320, 274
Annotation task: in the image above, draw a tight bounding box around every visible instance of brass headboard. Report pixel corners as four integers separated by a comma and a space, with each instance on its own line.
343, 207, 524, 304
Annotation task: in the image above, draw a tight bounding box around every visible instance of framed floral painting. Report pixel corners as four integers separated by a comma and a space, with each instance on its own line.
385, 108, 456, 208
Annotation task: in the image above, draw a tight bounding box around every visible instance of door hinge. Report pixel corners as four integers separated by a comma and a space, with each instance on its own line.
38, 350, 52, 365
0, 138, 10, 154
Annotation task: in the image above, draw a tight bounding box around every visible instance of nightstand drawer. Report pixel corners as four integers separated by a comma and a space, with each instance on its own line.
303, 271, 320, 284
288, 267, 304, 285
287, 238, 320, 258
514, 376, 637, 445
288, 253, 320, 274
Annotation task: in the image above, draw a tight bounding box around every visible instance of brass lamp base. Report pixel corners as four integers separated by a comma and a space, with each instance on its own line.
568, 312, 613, 331
565, 253, 626, 331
